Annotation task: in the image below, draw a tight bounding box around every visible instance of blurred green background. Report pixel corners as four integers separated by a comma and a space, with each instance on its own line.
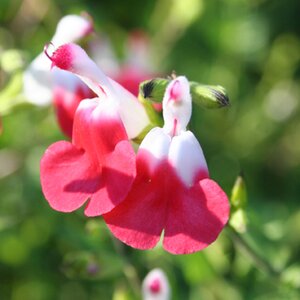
1, 0, 300, 299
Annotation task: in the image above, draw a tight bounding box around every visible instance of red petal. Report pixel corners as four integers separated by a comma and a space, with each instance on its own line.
53, 84, 96, 138
84, 140, 136, 216
40, 141, 100, 212
103, 155, 168, 249
163, 178, 230, 254
41, 100, 136, 216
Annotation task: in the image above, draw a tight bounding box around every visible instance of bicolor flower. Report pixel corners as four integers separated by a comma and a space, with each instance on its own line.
104, 76, 230, 254
23, 14, 95, 137
142, 269, 170, 300
40, 46, 137, 217
24, 14, 93, 106
45, 43, 151, 139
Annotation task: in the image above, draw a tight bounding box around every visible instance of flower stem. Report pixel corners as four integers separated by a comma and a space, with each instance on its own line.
227, 226, 280, 279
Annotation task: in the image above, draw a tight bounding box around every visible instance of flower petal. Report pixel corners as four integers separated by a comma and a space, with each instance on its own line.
83, 104, 136, 216
103, 153, 168, 250
162, 76, 192, 135
138, 127, 171, 176
85, 140, 136, 216
163, 178, 230, 254
168, 130, 209, 187
53, 69, 95, 137
40, 141, 99, 212
52, 14, 93, 46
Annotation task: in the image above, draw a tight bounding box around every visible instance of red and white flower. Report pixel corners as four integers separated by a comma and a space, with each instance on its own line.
47, 43, 150, 139
40, 44, 138, 217
23, 14, 95, 137
104, 76, 230, 254
142, 269, 170, 300
23, 14, 93, 106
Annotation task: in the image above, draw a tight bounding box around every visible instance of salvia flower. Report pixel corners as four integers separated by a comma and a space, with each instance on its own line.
142, 269, 170, 300
23, 14, 94, 106
23, 14, 95, 137
104, 76, 230, 254
46, 43, 151, 139
40, 45, 138, 217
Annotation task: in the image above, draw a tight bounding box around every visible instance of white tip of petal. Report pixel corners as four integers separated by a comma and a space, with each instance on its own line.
162, 76, 192, 136
142, 269, 171, 300
139, 127, 171, 175
52, 14, 93, 46
168, 131, 209, 187
50, 43, 113, 98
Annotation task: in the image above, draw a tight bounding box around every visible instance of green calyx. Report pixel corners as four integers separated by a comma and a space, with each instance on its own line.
229, 174, 248, 233
139, 77, 229, 109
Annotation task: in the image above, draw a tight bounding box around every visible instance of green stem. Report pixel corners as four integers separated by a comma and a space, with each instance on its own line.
227, 226, 280, 279
110, 236, 141, 298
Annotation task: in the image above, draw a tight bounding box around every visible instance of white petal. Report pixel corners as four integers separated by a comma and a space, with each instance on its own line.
142, 268, 170, 300
168, 131, 208, 187
162, 76, 192, 135
51, 15, 93, 46
139, 127, 171, 175
109, 78, 150, 139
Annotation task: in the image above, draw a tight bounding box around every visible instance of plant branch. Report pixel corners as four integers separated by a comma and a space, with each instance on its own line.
227, 226, 280, 279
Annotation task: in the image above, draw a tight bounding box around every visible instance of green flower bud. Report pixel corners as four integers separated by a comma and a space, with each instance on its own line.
189, 82, 229, 108
230, 174, 247, 209
140, 78, 170, 103
229, 209, 247, 233
139, 78, 229, 109
229, 174, 248, 233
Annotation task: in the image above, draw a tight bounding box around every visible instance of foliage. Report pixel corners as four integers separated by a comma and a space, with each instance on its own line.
0, 0, 300, 299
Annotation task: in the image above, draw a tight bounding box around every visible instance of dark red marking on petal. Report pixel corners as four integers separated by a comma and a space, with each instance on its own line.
97, 84, 107, 97
51, 44, 73, 71
149, 278, 161, 294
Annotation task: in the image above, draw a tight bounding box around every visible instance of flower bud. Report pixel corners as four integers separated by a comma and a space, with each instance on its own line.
139, 78, 229, 109
142, 269, 170, 300
189, 82, 229, 108
140, 78, 169, 103
230, 174, 247, 209
229, 174, 248, 233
